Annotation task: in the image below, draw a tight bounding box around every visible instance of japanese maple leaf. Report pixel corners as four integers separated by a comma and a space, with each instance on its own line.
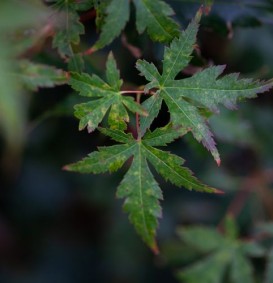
136, 10, 273, 164
69, 52, 147, 132
176, 217, 265, 283
64, 124, 220, 252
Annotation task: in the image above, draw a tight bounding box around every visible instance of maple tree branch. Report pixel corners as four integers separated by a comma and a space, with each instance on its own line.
121, 33, 142, 58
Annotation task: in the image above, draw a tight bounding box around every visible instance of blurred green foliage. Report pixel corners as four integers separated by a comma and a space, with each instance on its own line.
0, 1, 50, 159
1, 0, 273, 283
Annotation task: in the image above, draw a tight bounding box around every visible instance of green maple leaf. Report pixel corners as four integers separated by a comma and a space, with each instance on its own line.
65, 124, 220, 251
136, 10, 273, 163
69, 52, 147, 132
94, 0, 180, 49
176, 217, 265, 283
52, 0, 87, 57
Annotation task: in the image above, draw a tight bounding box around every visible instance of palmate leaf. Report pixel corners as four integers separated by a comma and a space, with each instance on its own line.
178, 251, 230, 283
136, 10, 273, 164
65, 125, 219, 251
176, 218, 265, 283
94, 0, 180, 49
69, 52, 146, 132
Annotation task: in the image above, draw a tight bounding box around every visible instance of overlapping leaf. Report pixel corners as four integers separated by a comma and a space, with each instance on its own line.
69, 53, 146, 132
176, 218, 265, 283
94, 0, 111, 29
133, 0, 180, 43
65, 124, 219, 251
52, 0, 87, 57
94, 0, 129, 49
94, 0, 180, 49
136, 10, 273, 163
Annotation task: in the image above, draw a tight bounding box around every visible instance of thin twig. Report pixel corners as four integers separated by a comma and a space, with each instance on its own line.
136, 93, 141, 141
218, 168, 273, 233
120, 90, 145, 94
217, 176, 255, 232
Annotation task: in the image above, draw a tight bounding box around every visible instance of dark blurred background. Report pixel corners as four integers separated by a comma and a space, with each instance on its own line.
1, 1, 273, 282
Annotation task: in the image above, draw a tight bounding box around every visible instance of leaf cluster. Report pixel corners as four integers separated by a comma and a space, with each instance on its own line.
50, 0, 180, 58
64, 10, 273, 251
1, 0, 273, 258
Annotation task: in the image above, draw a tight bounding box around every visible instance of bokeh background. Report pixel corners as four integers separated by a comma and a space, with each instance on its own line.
1, 0, 273, 282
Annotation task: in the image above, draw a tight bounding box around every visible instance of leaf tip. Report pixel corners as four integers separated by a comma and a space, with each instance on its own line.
151, 242, 160, 255
216, 158, 221, 167
65, 71, 70, 80
201, 3, 213, 16
62, 165, 71, 171
83, 46, 97, 56
260, 79, 273, 93
108, 51, 114, 60
87, 125, 95, 133
214, 188, 225, 195
143, 110, 149, 117
195, 6, 204, 22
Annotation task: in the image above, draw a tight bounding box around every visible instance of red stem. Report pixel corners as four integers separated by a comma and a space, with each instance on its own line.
136, 93, 141, 141
120, 90, 145, 94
